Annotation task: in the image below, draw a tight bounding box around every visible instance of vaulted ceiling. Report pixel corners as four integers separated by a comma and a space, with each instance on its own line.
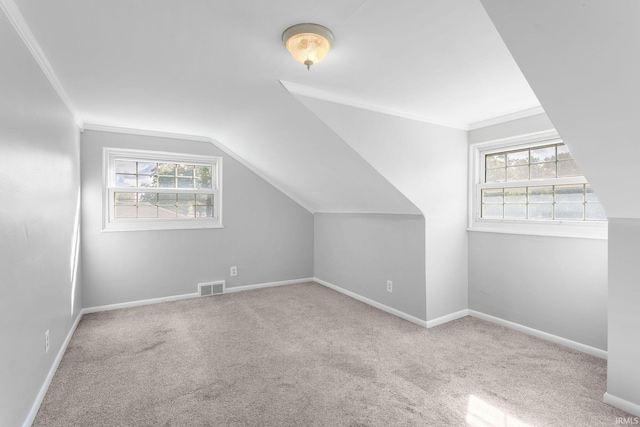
8, 0, 541, 213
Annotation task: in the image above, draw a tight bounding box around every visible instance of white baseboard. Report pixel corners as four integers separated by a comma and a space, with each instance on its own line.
469, 310, 607, 359
225, 277, 314, 293
313, 277, 428, 328
83, 292, 200, 314
427, 309, 470, 328
82, 277, 314, 314
604, 392, 640, 417
23, 311, 84, 427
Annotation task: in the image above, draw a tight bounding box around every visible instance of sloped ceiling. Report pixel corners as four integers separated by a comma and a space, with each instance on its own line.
480, 0, 640, 219
8, 0, 540, 214
294, 95, 467, 219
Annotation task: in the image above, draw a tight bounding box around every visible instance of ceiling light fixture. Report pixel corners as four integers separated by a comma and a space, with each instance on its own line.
282, 23, 334, 71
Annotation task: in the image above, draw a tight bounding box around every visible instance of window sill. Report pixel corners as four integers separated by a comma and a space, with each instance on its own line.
468, 219, 607, 239
103, 220, 224, 232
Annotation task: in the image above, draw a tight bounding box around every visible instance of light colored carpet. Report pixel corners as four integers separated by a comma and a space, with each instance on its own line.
34, 282, 630, 426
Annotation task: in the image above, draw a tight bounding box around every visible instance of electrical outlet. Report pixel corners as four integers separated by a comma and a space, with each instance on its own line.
45, 330, 50, 353
387, 280, 393, 293
230, 266, 238, 277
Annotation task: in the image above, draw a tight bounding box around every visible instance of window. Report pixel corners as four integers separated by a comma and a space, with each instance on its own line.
469, 133, 607, 238
103, 148, 222, 231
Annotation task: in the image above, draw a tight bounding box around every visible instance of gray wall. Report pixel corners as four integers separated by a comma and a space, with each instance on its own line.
81, 130, 314, 307
607, 219, 640, 405
468, 232, 608, 349
314, 213, 426, 321
0, 12, 82, 427
468, 113, 609, 350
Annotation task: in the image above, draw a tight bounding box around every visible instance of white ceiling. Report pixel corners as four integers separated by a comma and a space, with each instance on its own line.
9, 0, 541, 213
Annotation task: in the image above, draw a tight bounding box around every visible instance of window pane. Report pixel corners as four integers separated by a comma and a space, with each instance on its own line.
504, 204, 526, 219
177, 177, 194, 189
137, 162, 156, 175
177, 194, 195, 206
157, 163, 176, 176
158, 193, 177, 206
530, 162, 556, 179
195, 166, 213, 188
196, 205, 213, 217
556, 144, 573, 161
504, 187, 527, 203
530, 146, 556, 163
555, 203, 584, 220
507, 150, 529, 166
486, 153, 505, 169
137, 193, 158, 219
196, 194, 212, 206
528, 186, 553, 203
196, 179, 211, 189
158, 177, 176, 188
114, 192, 136, 205
486, 168, 505, 183
177, 206, 194, 218
116, 174, 137, 187
138, 175, 154, 187
482, 189, 503, 204
586, 203, 606, 220
506, 165, 528, 181
138, 192, 158, 204
115, 160, 136, 174
177, 164, 194, 177
482, 204, 503, 218
555, 185, 584, 203
557, 159, 581, 177
585, 185, 599, 202
114, 205, 137, 218
528, 204, 553, 219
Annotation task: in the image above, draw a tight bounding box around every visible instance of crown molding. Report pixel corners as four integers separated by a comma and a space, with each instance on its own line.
1, 0, 83, 129
280, 80, 469, 130
282, 81, 547, 133
468, 106, 546, 130
82, 123, 315, 213
82, 123, 213, 144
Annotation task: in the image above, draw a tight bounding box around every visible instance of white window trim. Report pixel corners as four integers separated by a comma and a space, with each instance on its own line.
468, 130, 607, 239
103, 147, 223, 232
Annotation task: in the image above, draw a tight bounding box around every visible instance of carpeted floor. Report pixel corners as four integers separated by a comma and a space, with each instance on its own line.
34, 282, 631, 426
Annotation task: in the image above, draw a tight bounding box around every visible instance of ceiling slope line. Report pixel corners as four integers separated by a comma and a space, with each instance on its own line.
0, 0, 83, 129
82, 123, 315, 213
279, 80, 469, 131
468, 105, 546, 130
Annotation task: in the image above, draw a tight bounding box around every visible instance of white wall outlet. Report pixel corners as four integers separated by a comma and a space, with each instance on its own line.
45, 330, 50, 353
387, 280, 393, 293
230, 266, 238, 277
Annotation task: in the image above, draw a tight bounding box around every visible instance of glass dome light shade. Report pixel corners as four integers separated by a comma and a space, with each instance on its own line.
282, 23, 334, 70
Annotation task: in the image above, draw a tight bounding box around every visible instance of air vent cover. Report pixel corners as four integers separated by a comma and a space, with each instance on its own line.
198, 280, 225, 297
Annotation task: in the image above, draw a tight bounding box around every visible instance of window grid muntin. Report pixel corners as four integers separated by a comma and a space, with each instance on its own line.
112, 189, 216, 220
479, 141, 605, 222
113, 160, 214, 190
470, 132, 607, 239
480, 184, 605, 221
485, 143, 581, 184
105, 148, 221, 230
